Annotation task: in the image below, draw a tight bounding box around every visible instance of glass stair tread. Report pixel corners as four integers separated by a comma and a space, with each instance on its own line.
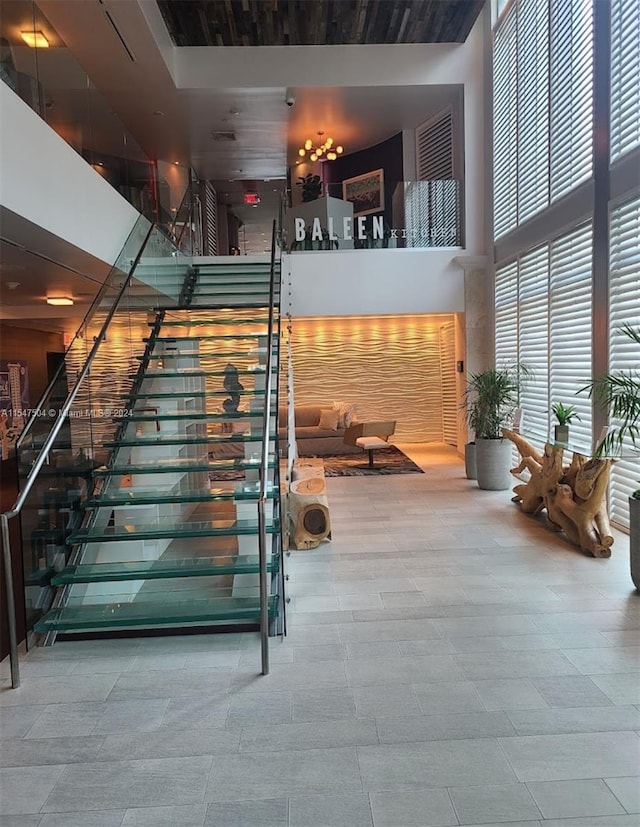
114, 410, 274, 422
93, 457, 276, 475
52, 554, 279, 585
158, 317, 270, 326
33, 595, 279, 632
193, 268, 279, 277
193, 276, 277, 282
192, 290, 274, 297
103, 432, 277, 448
84, 483, 277, 508
147, 334, 278, 341
126, 389, 266, 400
139, 353, 274, 361
128, 368, 273, 378
68, 517, 279, 543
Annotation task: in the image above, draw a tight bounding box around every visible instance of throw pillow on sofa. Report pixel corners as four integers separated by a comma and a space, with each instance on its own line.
318, 408, 340, 430
332, 401, 356, 429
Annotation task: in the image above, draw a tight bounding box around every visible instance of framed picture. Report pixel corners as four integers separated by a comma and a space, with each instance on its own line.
342, 168, 384, 216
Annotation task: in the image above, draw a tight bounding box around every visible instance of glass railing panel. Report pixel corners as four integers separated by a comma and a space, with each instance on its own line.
285, 179, 462, 251
0, 1, 161, 222
13, 217, 192, 631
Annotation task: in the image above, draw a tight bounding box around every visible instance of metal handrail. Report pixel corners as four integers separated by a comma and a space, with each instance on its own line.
257, 220, 279, 676
15, 220, 153, 452
1, 222, 155, 689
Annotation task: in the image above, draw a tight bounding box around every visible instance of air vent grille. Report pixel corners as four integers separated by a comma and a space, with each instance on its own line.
211, 131, 237, 142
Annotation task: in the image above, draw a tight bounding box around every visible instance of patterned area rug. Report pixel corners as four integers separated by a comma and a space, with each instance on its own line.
321, 446, 424, 477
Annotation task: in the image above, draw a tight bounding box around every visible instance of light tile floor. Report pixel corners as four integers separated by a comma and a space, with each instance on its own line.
1, 444, 639, 826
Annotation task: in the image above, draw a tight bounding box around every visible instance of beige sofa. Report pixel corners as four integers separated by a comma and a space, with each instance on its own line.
278, 404, 362, 457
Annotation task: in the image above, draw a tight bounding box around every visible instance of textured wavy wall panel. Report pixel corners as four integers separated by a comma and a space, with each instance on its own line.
65, 314, 150, 459
440, 320, 458, 445
291, 314, 457, 443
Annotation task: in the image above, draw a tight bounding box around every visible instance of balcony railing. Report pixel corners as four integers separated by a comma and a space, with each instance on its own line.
284, 179, 462, 251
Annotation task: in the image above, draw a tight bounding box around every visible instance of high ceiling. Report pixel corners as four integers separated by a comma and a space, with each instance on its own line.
1, 0, 485, 324
157, 0, 484, 47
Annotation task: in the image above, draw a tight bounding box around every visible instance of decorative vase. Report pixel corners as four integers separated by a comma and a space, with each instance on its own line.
475, 438, 512, 490
465, 442, 477, 480
630, 495, 640, 591
554, 424, 569, 444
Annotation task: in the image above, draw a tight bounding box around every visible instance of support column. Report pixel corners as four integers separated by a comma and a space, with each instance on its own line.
453, 255, 492, 453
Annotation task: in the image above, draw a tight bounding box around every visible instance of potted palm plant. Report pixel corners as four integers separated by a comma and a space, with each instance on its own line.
465, 364, 531, 490
551, 402, 581, 444
586, 323, 640, 589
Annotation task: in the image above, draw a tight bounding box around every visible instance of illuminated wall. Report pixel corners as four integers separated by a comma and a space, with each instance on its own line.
290, 313, 459, 443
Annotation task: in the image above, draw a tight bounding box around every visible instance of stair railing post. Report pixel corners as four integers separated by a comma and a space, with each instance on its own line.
258, 220, 279, 675
1, 512, 20, 688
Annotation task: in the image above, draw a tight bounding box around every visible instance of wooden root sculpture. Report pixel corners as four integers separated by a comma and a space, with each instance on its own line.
289, 460, 331, 550
502, 428, 614, 558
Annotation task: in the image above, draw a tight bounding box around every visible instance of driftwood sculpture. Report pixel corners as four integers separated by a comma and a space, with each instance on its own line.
502, 428, 614, 558
289, 459, 331, 550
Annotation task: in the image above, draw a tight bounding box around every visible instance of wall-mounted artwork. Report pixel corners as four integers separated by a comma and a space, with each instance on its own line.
0, 359, 29, 460
342, 169, 384, 216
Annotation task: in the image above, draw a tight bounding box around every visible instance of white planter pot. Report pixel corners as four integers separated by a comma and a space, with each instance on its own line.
465, 442, 477, 480
475, 438, 512, 491
630, 495, 640, 591
554, 425, 570, 444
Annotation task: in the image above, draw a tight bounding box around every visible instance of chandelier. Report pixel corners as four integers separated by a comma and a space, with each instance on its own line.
298, 131, 344, 162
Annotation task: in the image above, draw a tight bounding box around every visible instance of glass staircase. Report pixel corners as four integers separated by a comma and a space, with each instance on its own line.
15, 226, 285, 664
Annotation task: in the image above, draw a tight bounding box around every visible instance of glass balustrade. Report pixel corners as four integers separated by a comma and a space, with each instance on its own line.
0, 0, 191, 228
14, 215, 194, 630
284, 179, 462, 251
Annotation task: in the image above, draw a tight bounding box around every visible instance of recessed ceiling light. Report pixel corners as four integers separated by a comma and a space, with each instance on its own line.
229, 108, 240, 115
152, 110, 165, 116
21, 30, 49, 48
174, 160, 180, 165
46, 296, 74, 306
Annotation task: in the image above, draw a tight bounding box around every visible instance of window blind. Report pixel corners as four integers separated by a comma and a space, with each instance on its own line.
493, 0, 595, 235
495, 261, 519, 366
611, 0, 640, 162
518, 245, 550, 442
493, 2, 518, 238
608, 196, 640, 529
550, 0, 594, 201
549, 223, 593, 451
517, 0, 549, 224
416, 109, 453, 182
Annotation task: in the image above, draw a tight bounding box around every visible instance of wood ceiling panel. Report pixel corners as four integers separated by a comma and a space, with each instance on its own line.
157, 0, 484, 47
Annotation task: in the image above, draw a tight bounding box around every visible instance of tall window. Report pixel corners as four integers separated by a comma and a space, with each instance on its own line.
548, 223, 593, 448
493, 0, 594, 237
608, 196, 640, 528
518, 245, 550, 441
494, 224, 593, 448
493, 5, 518, 237
611, 0, 640, 161
550, 0, 594, 200
495, 261, 518, 365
